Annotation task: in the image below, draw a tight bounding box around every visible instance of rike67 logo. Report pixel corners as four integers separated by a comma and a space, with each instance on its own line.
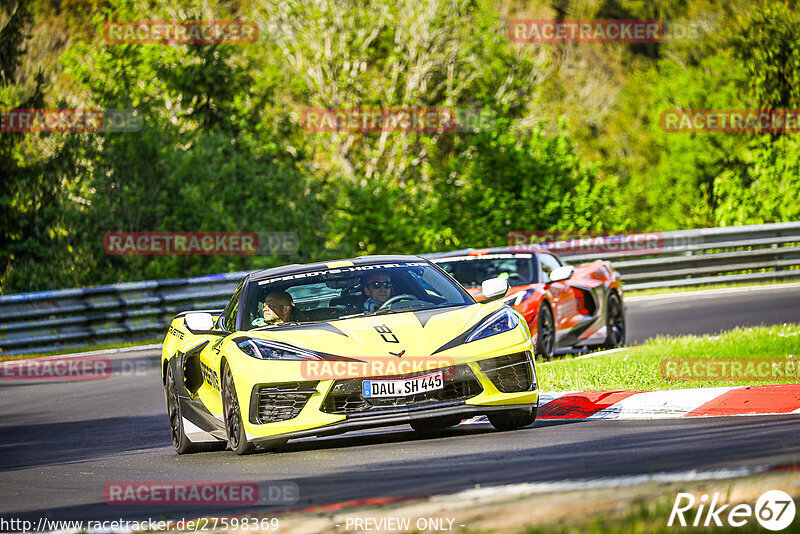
669, 490, 796, 531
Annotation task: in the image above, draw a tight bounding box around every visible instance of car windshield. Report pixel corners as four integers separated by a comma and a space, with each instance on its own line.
243, 260, 473, 329
434, 254, 537, 288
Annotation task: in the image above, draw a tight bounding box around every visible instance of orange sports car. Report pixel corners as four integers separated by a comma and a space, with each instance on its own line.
428, 246, 625, 359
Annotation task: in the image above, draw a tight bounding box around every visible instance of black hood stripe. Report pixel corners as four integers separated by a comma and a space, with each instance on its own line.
413, 305, 470, 328
262, 322, 348, 337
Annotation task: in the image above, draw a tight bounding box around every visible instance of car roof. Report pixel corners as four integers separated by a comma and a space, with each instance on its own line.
423, 245, 552, 260
249, 254, 428, 282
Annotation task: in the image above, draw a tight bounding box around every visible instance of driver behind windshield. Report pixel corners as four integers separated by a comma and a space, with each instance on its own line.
515, 258, 532, 283
363, 272, 393, 312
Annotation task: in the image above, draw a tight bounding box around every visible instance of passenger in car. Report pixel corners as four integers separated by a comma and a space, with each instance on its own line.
252, 290, 307, 326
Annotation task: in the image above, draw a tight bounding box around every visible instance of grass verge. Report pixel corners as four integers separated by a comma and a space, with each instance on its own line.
539, 323, 800, 391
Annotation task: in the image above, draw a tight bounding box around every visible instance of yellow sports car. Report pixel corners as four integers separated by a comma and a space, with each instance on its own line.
161, 256, 539, 454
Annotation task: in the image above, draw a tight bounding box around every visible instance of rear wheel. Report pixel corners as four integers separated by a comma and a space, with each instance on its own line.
488, 406, 538, 431
165, 365, 224, 454
534, 304, 556, 360
410, 416, 462, 434
222, 363, 255, 455
602, 292, 625, 349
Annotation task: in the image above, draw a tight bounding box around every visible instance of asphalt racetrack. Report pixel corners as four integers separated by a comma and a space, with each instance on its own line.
2, 284, 800, 524
625, 283, 800, 344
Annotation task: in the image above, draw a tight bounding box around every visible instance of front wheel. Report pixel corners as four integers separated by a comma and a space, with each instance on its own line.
534, 304, 556, 360
602, 292, 625, 349
222, 363, 255, 455
165, 365, 224, 454
488, 406, 538, 431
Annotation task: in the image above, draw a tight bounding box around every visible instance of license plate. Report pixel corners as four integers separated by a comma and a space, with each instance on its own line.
362, 372, 443, 398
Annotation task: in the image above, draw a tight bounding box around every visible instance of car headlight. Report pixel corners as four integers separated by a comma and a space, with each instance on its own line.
235, 338, 321, 361
466, 308, 520, 343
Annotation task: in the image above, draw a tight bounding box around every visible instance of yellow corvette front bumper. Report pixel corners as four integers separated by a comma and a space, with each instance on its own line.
228, 345, 539, 447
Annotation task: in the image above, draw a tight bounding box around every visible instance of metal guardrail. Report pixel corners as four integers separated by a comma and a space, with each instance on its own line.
0, 273, 247, 355
554, 221, 800, 290
1, 222, 799, 355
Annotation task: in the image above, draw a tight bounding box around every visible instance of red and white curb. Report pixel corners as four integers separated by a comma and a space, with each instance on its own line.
464, 384, 800, 423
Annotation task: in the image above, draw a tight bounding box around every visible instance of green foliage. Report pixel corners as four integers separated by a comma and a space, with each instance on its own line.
3, 0, 800, 293
430, 119, 624, 246
566, 0, 797, 231
594, 51, 747, 230
0, 0, 32, 86
52, 13, 327, 285
731, 1, 800, 110
253, 0, 544, 183
712, 2, 800, 227
0, 0, 79, 292
714, 135, 800, 225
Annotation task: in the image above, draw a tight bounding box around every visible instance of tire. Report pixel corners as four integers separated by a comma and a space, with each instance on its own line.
165, 365, 225, 454
488, 406, 538, 431
222, 363, 255, 455
601, 292, 626, 349
410, 416, 462, 434
534, 303, 556, 360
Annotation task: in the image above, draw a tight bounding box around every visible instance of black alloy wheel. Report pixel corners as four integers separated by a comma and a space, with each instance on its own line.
602, 292, 626, 349
222, 364, 255, 455
535, 304, 556, 360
